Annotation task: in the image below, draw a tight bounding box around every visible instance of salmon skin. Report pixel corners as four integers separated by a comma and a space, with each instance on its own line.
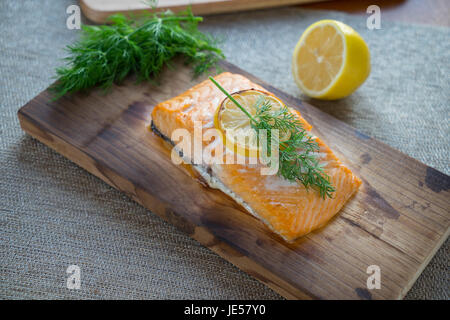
151, 72, 361, 242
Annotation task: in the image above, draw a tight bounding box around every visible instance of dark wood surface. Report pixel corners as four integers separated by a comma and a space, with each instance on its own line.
301, 0, 450, 27
17, 60, 450, 299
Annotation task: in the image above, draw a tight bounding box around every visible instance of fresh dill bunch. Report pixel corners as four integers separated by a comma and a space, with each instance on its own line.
209, 77, 335, 198
51, 9, 224, 98
252, 96, 335, 198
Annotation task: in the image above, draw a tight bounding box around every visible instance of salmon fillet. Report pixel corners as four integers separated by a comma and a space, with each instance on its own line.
151, 72, 361, 242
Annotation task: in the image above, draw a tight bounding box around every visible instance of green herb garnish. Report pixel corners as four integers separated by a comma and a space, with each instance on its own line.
52, 9, 224, 98
209, 76, 335, 198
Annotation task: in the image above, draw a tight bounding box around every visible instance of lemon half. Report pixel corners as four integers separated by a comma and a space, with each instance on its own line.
214, 89, 288, 157
292, 20, 370, 100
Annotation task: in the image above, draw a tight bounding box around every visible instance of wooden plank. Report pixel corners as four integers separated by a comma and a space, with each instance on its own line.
17, 60, 450, 299
79, 0, 327, 23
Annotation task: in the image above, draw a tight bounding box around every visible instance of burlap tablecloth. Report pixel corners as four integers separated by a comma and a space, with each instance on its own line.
0, 0, 448, 299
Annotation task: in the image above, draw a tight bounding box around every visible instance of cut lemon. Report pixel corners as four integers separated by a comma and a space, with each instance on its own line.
292, 20, 370, 100
214, 89, 289, 157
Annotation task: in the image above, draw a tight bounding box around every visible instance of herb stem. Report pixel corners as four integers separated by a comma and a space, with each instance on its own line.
127, 16, 203, 38
209, 77, 334, 198
208, 77, 257, 123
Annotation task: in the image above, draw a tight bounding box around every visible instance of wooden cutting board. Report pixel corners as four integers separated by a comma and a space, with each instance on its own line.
80, 0, 327, 23
18, 60, 449, 299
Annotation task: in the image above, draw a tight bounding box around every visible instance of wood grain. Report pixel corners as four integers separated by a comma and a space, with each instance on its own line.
80, 0, 450, 27
79, 0, 327, 23
17, 60, 450, 299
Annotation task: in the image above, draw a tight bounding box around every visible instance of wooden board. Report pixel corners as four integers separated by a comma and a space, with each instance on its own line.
18, 60, 449, 299
80, 0, 327, 23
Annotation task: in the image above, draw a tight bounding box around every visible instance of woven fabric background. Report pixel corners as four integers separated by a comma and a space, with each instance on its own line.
0, 0, 448, 299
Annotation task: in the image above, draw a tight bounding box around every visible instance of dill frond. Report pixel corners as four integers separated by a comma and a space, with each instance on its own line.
51, 9, 224, 98
209, 77, 335, 198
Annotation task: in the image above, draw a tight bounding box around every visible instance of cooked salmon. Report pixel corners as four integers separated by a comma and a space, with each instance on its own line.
151, 72, 361, 242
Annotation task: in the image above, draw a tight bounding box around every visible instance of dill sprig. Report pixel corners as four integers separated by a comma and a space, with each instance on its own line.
51, 9, 224, 98
209, 77, 335, 198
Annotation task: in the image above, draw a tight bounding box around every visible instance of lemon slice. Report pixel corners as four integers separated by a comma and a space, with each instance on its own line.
214, 89, 288, 157
292, 20, 370, 100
